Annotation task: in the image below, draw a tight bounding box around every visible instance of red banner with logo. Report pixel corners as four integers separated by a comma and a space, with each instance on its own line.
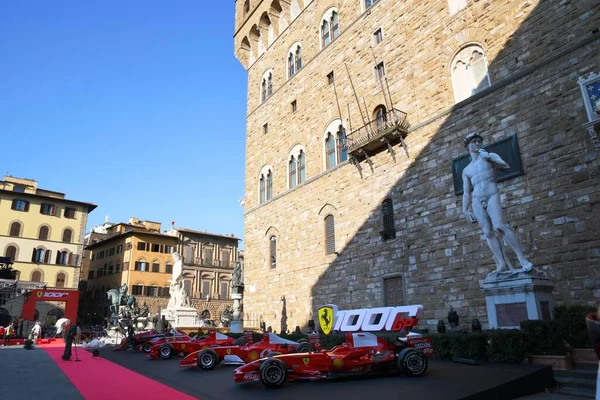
21, 289, 79, 323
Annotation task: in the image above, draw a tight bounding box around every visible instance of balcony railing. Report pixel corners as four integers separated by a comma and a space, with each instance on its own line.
345, 108, 410, 160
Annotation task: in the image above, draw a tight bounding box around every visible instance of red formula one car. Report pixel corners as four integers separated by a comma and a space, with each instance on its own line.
139, 329, 189, 353
114, 328, 187, 352
234, 331, 429, 388
149, 330, 243, 360
180, 332, 319, 369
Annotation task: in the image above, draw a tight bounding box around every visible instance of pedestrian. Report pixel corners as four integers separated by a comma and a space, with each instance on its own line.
0, 323, 7, 346
55, 318, 70, 341
61, 320, 80, 361
3, 321, 15, 346
31, 321, 42, 344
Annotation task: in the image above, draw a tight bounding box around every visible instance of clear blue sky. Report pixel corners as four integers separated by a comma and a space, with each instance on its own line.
0, 2, 248, 245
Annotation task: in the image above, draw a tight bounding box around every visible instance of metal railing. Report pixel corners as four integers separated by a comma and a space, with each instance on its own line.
345, 108, 409, 154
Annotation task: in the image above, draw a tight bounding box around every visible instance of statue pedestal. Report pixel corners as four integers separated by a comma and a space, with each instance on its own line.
230, 291, 243, 333
162, 307, 200, 328
481, 270, 555, 329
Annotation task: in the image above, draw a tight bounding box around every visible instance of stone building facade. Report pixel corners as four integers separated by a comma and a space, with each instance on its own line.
235, 0, 600, 331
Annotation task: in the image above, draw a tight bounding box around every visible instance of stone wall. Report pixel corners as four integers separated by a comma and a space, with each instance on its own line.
239, 0, 600, 330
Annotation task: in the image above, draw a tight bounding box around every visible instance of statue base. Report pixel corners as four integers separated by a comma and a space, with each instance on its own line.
162, 307, 200, 328
230, 320, 243, 333
481, 269, 555, 329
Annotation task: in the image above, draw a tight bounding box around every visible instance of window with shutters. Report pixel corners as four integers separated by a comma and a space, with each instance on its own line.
132, 285, 143, 295
9, 222, 22, 237
108, 264, 114, 274
204, 247, 213, 266
451, 45, 491, 103
38, 226, 49, 240
202, 281, 211, 298
11, 199, 29, 212
116, 245, 123, 254
221, 249, 231, 268
63, 207, 76, 218
116, 262, 121, 272
5, 245, 17, 262
151, 244, 160, 252
62, 229, 73, 243
31, 270, 42, 282
324, 215, 335, 254
381, 198, 396, 240
32, 248, 45, 263
56, 251, 69, 265
220, 281, 229, 300
148, 286, 158, 296
135, 261, 148, 271
40, 203, 56, 215
56, 273, 66, 288
384, 276, 405, 306
269, 236, 277, 268
166, 263, 173, 274
184, 245, 195, 263
137, 242, 147, 251
152, 262, 160, 272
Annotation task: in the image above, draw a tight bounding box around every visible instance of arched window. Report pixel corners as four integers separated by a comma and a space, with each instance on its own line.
324, 215, 336, 254
321, 10, 339, 48
32, 248, 45, 263
56, 273, 66, 288
324, 120, 348, 170
243, 0, 250, 15
39, 226, 49, 240
269, 236, 277, 268
258, 166, 274, 204
287, 43, 302, 79
31, 270, 42, 282
56, 251, 69, 265
261, 70, 274, 103
374, 105, 388, 131
451, 44, 491, 103
9, 222, 21, 237
5, 245, 17, 262
289, 155, 297, 189
62, 229, 73, 243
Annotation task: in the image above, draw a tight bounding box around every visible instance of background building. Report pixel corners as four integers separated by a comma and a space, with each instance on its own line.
234, 1, 600, 331
0, 175, 96, 326
81, 219, 240, 325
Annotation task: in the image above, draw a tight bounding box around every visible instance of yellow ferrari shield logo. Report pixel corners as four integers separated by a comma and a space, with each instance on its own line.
37, 291, 43, 298
181, 344, 185, 349
318, 304, 338, 335
302, 357, 309, 365
227, 348, 232, 355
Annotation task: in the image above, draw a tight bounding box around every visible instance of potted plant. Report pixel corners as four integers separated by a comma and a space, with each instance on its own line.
521, 320, 571, 370
554, 305, 598, 365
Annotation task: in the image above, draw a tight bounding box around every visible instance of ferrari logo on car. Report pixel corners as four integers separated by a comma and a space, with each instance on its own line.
318, 304, 338, 335
227, 348, 232, 355
302, 357, 309, 365
181, 344, 185, 349
332, 358, 344, 368
249, 351, 258, 360
37, 291, 43, 298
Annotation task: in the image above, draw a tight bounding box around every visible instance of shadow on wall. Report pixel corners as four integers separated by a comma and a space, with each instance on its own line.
310, 0, 600, 328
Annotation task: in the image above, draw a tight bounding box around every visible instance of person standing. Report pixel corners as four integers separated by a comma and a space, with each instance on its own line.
31, 321, 42, 344
61, 320, 80, 361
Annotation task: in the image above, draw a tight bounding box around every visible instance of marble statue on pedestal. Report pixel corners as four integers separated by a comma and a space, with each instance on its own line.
461, 132, 533, 280
167, 252, 191, 309
229, 260, 245, 333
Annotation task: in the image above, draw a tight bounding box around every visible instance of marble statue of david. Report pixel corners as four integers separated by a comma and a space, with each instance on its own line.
461, 132, 533, 273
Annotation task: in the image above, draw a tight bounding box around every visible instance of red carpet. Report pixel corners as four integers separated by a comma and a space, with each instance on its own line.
42, 344, 197, 399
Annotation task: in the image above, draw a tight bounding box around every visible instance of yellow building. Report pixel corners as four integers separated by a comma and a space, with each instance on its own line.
81, 218, 177, 322
0, 175, 96, 288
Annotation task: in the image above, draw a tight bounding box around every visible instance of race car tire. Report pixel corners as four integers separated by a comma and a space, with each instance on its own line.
259, 359, 288, 388
297, 343, 314, 353
233, 337, 246, 346
197, 349, 219, 370
297, 338, 308, 343
141, 342, 153, 353
397, 348, 428, 377
159, 344, 174, 360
